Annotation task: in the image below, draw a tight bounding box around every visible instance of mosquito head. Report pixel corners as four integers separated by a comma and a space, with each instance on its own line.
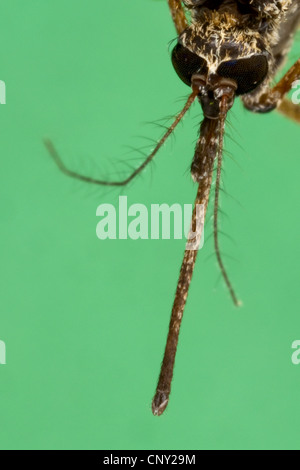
171, 11, 270, 118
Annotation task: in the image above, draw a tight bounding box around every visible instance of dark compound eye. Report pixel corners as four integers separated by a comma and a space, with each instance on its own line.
217, 55, 268, 95
172, 43, 208, 86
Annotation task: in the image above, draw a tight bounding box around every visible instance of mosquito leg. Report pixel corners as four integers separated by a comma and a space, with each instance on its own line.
44, 91, 197, 187
277, 97, 300, 124
152, 118, 220, 416
242, 58, 300, 113
168, 0, 188, 35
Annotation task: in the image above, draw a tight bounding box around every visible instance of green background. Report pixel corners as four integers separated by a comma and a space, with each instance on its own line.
0, 0, 299, 450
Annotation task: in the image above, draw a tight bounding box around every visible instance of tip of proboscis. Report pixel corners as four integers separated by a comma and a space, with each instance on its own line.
152, 391, 169, 417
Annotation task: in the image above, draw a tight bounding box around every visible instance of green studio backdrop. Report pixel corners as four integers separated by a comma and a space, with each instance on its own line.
0, 0, 299, 450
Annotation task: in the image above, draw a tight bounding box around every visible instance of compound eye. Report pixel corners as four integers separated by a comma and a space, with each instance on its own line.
217, 55, 268, 95
172, 43, 208, 86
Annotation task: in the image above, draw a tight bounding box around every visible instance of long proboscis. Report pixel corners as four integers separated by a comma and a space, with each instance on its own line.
152, 117, 221, 416
152, 98, 241, 416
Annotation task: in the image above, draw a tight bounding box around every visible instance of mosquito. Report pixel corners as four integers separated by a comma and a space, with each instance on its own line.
44, 0, 300, 416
